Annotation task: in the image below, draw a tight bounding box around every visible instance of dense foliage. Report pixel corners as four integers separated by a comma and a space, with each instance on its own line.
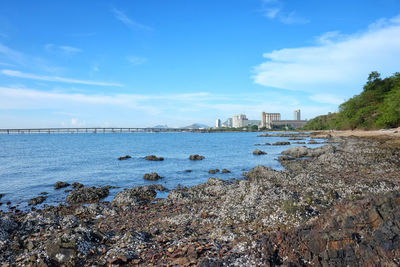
303, 72, 400, 130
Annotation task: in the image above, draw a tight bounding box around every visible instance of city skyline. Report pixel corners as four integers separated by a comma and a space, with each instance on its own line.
0, 1, 400, 128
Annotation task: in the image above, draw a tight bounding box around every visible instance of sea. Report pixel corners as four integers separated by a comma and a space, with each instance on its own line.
0, 132, 324, 211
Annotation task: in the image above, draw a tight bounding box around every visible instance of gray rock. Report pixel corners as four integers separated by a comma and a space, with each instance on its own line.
272, 141, 291, 145
72, 182, 84, 189
66, 186, 109, 204
143, 172, 162, 181
112, 186, 158, 206
208, 169, 220, 174
253, 149, 267, 155
221, 169, 231, 173
0, 216, 17, 241
118, 155, 132, 160
54, 181, 70, 190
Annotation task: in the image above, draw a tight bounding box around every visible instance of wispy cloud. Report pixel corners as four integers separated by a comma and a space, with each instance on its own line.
261, 0, 308, 24
45, 44, 82, 55
1, 69, 123, 87
112, 8, 152, 31
127, 56, 147, 65
252, 15, 400, 96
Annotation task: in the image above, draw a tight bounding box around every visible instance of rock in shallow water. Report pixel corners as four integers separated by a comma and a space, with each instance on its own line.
54, 181, 70, 190
66, 186, 109, 204
143, 172, 162, 181
253, 149, 267, 155
112, 185, 167, 206
118, 155, 132, 160
189, 154, 205, 160
145, 155, 164, 161
29, 196, 46, 205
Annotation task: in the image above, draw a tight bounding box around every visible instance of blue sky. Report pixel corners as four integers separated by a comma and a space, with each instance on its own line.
0, 0, 399, 128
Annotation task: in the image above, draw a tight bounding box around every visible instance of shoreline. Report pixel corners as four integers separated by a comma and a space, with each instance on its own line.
1, 132, 400, 265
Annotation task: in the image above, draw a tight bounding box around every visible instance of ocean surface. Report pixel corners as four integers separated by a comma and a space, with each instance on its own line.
0, 132, 323, 210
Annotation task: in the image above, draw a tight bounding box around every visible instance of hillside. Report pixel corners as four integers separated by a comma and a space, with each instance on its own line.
303, 72, 400, 130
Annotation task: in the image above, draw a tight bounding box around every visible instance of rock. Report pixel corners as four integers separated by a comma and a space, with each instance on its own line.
0, 194, 3, 200
54, 181, 70, 190
118, 155, 132, 160
208, 169, 220, 174
145, 155, 164, 161
294, 141, 306, 144
185, 169, 192, 173
189, 154, 205, 160
112, 185, 159, 206
308, 139, 319, 144
253, 149, 267, 155
272, 141, 291, 145
40, 192, 48, 195
29, 196, 46, 205
143, 172, 162, 181
66, 186, 109, 204
281, 146, 308, 158
265, 143, 271, 145
72, 182, 84, 189
0, 216, 17, 242
281, 145, 335, 158
221, 169, 231, 173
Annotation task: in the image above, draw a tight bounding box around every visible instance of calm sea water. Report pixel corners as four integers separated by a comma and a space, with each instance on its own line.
0, 132, 322, 210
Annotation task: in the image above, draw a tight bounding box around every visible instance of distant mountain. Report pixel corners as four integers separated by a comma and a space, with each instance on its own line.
181, 123, 209, 129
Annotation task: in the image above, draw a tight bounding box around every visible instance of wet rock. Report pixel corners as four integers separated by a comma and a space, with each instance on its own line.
112, 185, 158, 206
40, 192, 48, 195
272, 141, 291, 145
308, 139, 319, 144
0, 215, 17, 241
54, 181, 70, 190
294, 141, 306, 144
221, 169, 231, 173
265, 143, 271, 145
66, 186, 109, 204
143, 172, 162, 181
118, 155, 132, 160
189, 154, 205, 160
72, 182, 84, 189
0, 194, 3, 200
253, 149, 267, 155
185, 169, 192, 173
29, 196, 46, 205
145, 155, 164, 161
208, 169, 220, 174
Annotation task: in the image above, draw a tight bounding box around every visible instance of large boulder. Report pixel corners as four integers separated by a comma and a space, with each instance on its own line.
66, 186, 109, 204
112, 185, 168, 206
189, 154, 205, 160
145, 155, 164, 161
143, 172, 161, 181
273, 141, 291, 146
54, 181, 70, 190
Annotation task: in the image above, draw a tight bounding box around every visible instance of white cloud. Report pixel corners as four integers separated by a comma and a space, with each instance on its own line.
252, 15, 400, 96
112, 8, 152, 31
261, 0, 308, 24
45, 44, 82, 55
1, 69, 123, 87
127, 56, 147, 65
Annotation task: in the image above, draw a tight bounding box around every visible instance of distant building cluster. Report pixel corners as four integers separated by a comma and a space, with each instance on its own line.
216, 109, 307, 129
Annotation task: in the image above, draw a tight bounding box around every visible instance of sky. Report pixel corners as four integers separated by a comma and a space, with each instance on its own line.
0, 0, 399, 128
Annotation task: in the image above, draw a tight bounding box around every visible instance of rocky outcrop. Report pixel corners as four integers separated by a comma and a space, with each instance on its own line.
253, 149, 267, 155
72, 182, 83, 189
221, 169, 231, 173
145, 155, 164, 161
143, 172, 162, 181
281, 144, 336, 158
66, 186, 109, 204
189, 154, 205, 160
272, 141, 291, 145
118, 155, 132, 160
54, 181, 70, 190
112, 185, 167, 206
29, 196, 46, 205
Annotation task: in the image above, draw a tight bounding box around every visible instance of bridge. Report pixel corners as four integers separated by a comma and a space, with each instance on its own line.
0, 127, 210, 134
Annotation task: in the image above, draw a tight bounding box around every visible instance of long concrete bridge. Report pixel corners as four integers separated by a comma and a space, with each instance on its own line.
0, 127, 210, 134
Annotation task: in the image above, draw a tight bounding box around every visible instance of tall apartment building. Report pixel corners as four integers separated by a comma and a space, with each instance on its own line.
232, 114, 248, 128
216, 119, 221, 128
293, 109, 301, 121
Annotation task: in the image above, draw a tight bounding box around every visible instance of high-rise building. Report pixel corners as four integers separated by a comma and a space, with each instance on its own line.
261, 112, 266, 128
260, 112, 281, 129
294, 109, 301, 121
232, 114, 248, 128
216, 119, 221, 128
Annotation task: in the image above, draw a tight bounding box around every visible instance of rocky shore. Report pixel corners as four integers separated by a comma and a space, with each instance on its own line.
1, 134, 400, 266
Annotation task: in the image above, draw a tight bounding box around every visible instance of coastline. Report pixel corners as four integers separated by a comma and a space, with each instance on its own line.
1, 132, 400, 265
